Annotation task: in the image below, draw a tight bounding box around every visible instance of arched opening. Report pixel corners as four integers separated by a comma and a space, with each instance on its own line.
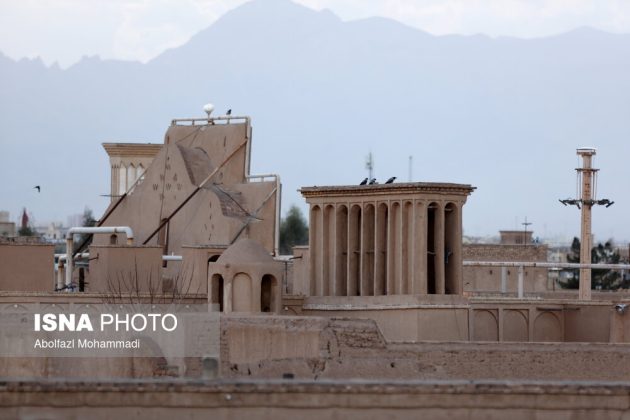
309, 205, 321, 296
208, 254, 220, 263
402, 201, 413, 294
323, 205, 334, 295
362, 204, 375, 296
136, 164, 145, 182
109, 234, 118, 245
127, 163, 136, 190
348, 205, 362, 296
376, 202, 388, 295
261, 274, 278, 313
444, 202, 458, 294
389, 202, 402, 294
233, 273, 252, 312
210, 274, 224, 312
427, 202, 437, 294
335, 205, 348, 296
118, 164, 127, 196
414, 201, 427, 294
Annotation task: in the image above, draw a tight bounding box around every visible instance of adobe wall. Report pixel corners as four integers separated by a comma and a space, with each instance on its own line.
0, 244, 54, 292
289, 246, 309, 295
463, 244, 549, 292
299, 295, 623, 343
88, 245, 164, 293
4, 379, 630, 420
219, 315, 630, 382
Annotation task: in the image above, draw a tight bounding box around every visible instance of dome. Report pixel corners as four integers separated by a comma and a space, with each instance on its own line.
216, 239, 274, 265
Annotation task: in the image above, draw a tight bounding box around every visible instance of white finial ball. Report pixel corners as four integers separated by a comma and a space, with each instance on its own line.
203, 103, 215, 116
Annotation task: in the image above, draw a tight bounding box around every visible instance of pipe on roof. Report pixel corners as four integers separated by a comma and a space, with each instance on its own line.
64, 226, 134, 290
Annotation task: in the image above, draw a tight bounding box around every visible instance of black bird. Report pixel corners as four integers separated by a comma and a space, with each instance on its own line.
368, 178, 377, 185
359, 177, 368, 185
385, 176, 396, 184
34, 185, 40, 193
226, 109, 232, 116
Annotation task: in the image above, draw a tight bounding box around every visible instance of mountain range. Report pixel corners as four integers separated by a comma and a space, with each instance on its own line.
1, 0, 629, 242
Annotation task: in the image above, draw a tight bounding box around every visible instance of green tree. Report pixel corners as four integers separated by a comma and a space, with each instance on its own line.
559, 237, 624, 290
279, 205, 308, 255
18, 225, 35, 236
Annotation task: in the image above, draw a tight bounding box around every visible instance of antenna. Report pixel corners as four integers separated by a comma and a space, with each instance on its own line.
408, 155, 413, 181
365, 152, 374, 180
521, 217, 532, 245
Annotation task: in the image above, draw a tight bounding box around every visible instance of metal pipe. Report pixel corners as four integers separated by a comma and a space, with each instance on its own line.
517, 265, 524, 298
56, 253, 90, 262
274, 175, 281, 257
162, 255, 183, 261
64, 226, 134, 290
463, 261, 630, 270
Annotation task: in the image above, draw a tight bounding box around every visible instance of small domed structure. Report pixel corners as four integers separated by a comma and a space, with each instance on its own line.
209, 239, 282, 313
217, 239, 276, 265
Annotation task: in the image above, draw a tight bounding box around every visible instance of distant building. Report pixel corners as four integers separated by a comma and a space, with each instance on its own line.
463, 230, 549, 294
66, 214, 83, 228
499, 230, 534, 245
34, 223, 67, 243
0, 211, 16, 237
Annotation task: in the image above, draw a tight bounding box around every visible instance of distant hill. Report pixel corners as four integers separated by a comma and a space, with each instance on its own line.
1, 0, 629, 241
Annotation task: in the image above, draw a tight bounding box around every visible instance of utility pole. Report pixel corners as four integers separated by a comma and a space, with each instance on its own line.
365, 152, 374, 180
559, 147, 614, 300
521, 217, 532, 246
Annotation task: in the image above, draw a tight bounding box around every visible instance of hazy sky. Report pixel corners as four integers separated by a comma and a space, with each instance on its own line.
1, 0, 630, 67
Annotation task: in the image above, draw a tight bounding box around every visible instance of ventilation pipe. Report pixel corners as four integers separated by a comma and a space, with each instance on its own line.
64, 227, 134, 290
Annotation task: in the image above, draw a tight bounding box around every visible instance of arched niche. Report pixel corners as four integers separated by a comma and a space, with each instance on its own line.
232, 272, 252, 312
261, 274, 279, 313
210, 273, 224, 312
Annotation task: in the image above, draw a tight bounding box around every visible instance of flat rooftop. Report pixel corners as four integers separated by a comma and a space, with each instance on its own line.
301, 182, 476, 197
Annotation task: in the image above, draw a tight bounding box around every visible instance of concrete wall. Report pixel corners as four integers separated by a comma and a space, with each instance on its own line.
0, 244, 54, 291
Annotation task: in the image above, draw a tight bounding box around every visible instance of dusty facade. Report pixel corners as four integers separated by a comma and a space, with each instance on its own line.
2, 110, 630, 418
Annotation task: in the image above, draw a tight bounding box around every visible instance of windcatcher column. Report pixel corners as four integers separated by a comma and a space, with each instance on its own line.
577, 148, 596, 300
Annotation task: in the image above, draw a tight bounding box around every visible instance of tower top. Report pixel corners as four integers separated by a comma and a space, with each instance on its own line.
577, 147, 596, 156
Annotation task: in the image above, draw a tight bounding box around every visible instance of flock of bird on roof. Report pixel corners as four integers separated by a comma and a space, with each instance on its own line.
360, 176, 396, 185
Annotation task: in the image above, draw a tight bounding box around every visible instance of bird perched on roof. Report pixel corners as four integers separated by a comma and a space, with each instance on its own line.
359, 177, 368, 185
34, 185, 40, 193
385, 177, 396, 184
226, 109, 232, 116
368, 178, 377, 185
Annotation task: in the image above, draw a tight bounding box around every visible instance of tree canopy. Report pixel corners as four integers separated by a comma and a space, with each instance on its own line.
279, 205, 308, 255
559, 237, 625, 290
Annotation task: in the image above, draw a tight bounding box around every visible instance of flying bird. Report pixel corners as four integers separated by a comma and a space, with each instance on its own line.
368, 178, 377, 185
385, 177, 396, 184
359, 178, 368, 185
34, 186, 40, 193
226, 109, 232, 116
